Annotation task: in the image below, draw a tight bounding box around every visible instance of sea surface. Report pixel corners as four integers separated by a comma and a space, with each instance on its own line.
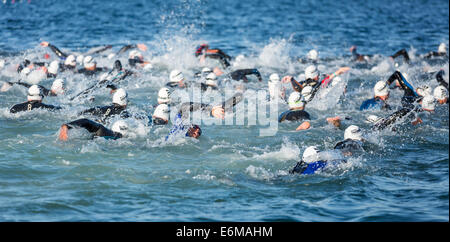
0, 0, 448, 221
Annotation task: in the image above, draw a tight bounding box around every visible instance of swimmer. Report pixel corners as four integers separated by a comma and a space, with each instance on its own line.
195, 44, 231, 68
298, 49, 319, 64
77, 56, 107, 76
128, 50, 151, 68
278, 92, 310, 123
166, 69, 188, 88
151, 104, 170, 125
4, 78, 65, 96
79, 88, 129, 123
289, 146, 346, 175
229, 68, 262, 82
9, 85, 62, 113
58, 119, 128, 141
200, 72, 219, 91
334, 125, 365, 156
435, 69, 448, 91
433, 85, 448, 104
422, 43, 448, 59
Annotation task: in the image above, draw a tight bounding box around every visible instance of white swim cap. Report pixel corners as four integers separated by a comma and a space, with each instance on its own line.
112, 88, 128, 106
305, 65, 319, 80
48, 60, 59, 75
205, 72, 218, 87
107, 53, 116, 60
374, 81, 389, 97
20, 67, 31, 77
288, 92, 305, 109
366, 114, 382, 124
64, 55, 76, 66
416, 85, 431, 97
269, 73, 280, 83
169, 69, 184, 83
302, 146, 320, 163
51, 79, 64, 94
438, 43, 447, 54
344, 125, 363, 141
421, 95, 436, 111
201, 67, 212, 74
129, 50, 143, 60
27, 69, 46, 85
27, 84, 42, 101
83, 56, 96, 69
157, 87, 171, 104
301, 86, 314, 102
307, 49, 319, 61
153, 104, 170, 121
433, 85, 448, 101
76, 55, 84, 65
111, 120, 129, 136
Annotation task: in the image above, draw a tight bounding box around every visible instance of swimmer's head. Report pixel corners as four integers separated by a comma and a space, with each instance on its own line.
169, 69, 184, 83
421, 95, 436, 112
269, 73, 280, 83
374, 81, 389, 99
416, 85, 431, 97
186, 124, 202, 139
48, 60, 59, 75
302, 146, 320, 164
51, 79, 64, 95
307, 49, 319, 61
433, 85, 448, 104
111, 120, 129, 137
83, 56, 96, 70
305, 65, 319, 80
344, 125, 363, 141
201, 67, 212, 76
112, 88, 128, 106
205, 73, 218, 87
152, 104, 170, 124
157, 87, 171, 104
301, 86, 314, 102
64, 55, 76, 67
438, 43, 447, 54
288, 92, 305, 110
27, 85, 43, 102
114, 60, 122, 71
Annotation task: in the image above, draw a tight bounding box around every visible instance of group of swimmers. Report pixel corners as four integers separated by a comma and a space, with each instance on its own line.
0, 41, 448, 175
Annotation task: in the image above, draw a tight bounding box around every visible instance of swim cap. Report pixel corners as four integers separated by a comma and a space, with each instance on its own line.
27, 85, 43, 101
111, 120, 129, 136
301, 86, 314, 102
169, 69, 184, 83
288, 92, 305, 109
27, 69, 46, 85
302, 146, 319, 163
366, 114, 382, 124
433, 85, 448, 101
76, 55, 84, 65
20, 67, 31, 78
421, 95, 436, 111
205, 73, 218, 87
112, 88, 128, 106
83, 56, 96, 69
48, 60, 59, 75
64, 55, 76, 66
416, 85, 431, 97
129, 50, 143, 60
344, 125, 363, 141
307, 49, 319, 61
153, 104, 170, 122
305, 65, 319, 80
269, 73, 280, 83
107, 53, 116, 60
51, 79, 64, 95
157, 87, 171, 104
374, 81, 389, 97
438, 43, 447, 54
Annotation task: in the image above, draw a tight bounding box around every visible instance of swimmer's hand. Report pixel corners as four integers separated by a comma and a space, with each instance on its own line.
211, 106, 225, 119
137, 43, 147, 51
281, 76, 293, 83
296, 121, 311, 131
40, 41, 49, 47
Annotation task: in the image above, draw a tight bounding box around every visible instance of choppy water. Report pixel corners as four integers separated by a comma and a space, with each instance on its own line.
0, 0, 448, 221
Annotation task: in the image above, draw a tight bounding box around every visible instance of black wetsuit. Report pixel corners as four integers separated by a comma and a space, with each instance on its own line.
334, 139, 364, 156
278, 109, 310, 122
16, 60, 46, 73
10, 101, 61, 113
390, 49, 410, 63
65, 118, 122, 139
200, 83, 218, 91
436, 70, 448, 91
5, 81, 55, 97
79, 104, 129, 123
195, 45, 231, 68
77, 67, 108, 76
386, 71, 420, 108
423, 51, 447, 59
230, 69, 262, 82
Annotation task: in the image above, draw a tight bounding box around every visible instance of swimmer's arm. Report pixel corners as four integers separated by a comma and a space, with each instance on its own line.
436, 70, 449, 90
386, 71, 415, 96
178, 102, 213, 120
390, 49, 410, 63
290, 78, 303, 92
41, 42, 68, 59
84, 45, 113, 55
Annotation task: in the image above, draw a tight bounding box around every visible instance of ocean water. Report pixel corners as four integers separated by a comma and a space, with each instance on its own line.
0, 0, 448, 222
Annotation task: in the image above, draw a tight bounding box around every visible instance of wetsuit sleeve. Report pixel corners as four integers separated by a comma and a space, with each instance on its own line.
372, 106, 418, 131
85, 45, 113, 55
436, 70, 449, 91
231, 69, 262, 82
386, 71, 418, 103
47, 44, 68, 59
178, 102, 213, 120
79, 106, 108, 116
66, 118, 119, 138
117, 44, 136, 55
391, 49, 410, 63
290, 78, 303, 92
